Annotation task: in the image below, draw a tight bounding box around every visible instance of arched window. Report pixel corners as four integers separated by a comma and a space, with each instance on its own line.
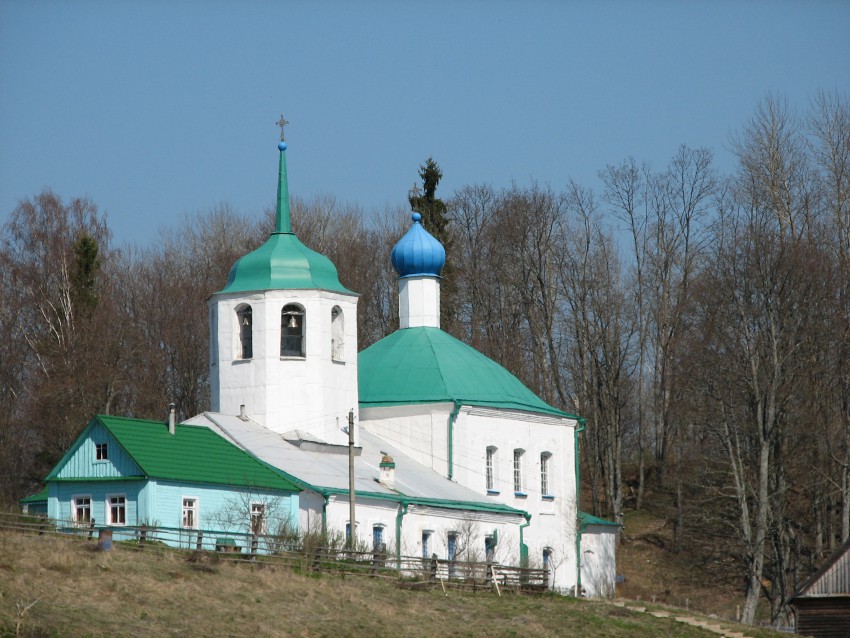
281, 304, 305, 357
540, 451, 552, 496
543, 547, 553, 570
236, 305, 252, 359
485, 446, 498, 492
331, 306, 344, 361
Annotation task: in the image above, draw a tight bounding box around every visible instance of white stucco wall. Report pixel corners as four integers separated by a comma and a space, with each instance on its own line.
580, 526, 618, 597
210, 289, 359, 446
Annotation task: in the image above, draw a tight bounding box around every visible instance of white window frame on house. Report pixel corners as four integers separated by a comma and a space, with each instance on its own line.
331, 306, 344, 362
421, 530, 433, 559
106, 494, 126, 526
95, 442, 108, 461
540, 451, 553, 498
281, 304, 305, 358
513, 448, 525, 496
182, 496, 199, 529
250, 502, 266, 535
72, 495, 92, 525
236, 304, 253, 360
485, 446, 498, 493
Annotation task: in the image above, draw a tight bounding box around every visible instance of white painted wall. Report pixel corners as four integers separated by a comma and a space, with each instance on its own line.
398, 276, 440, 329
581, 527, 618, 598
210, 289, 359, 446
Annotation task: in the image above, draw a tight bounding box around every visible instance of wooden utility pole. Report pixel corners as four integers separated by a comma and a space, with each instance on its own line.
348, 408, 356, 550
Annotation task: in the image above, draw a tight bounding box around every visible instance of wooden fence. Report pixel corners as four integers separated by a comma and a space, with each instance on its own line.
0, 512, 550, 595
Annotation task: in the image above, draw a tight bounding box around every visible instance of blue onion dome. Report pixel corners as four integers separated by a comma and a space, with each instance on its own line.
391, 212, 446, 278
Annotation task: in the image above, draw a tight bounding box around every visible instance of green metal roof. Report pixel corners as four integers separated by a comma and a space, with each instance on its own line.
358, 327, 574, 418
20, 487, 47, 504
48, 415, 300, 492
217, 232, 353, 295
216, 142, 354, 296
578, 511, 621, 530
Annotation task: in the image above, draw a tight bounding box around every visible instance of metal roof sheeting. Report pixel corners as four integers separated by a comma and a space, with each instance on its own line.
358, 326, 575, 418
47, 415, 300, 492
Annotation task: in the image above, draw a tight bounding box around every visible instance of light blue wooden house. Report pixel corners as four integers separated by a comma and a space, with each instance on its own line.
44, 414, 300, 544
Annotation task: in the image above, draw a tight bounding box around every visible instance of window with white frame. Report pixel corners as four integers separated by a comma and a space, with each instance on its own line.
421, 530, 433, 559
281, 304, 305, 357
485, 446, 497, 491
331, 306, 344, 361
540, 451, 552, 496
237, 305, 253, 359
250, 502, 266, 535
73, 496, 91, 524
107, 495, 126, 525
182, 497, 198, 529
513, 448, 525, 494
95, 443, 108, 460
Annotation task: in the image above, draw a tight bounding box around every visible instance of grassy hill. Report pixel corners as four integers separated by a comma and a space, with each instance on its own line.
0, 531, 784, 638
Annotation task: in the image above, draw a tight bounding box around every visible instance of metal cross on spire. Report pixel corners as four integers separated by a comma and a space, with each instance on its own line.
276, 114, 290, 141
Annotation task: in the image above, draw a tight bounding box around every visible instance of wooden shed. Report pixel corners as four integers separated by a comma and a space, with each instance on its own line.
790, 538, 850, 637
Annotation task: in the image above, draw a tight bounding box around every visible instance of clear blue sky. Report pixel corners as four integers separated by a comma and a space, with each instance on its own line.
1, 1, 848, 247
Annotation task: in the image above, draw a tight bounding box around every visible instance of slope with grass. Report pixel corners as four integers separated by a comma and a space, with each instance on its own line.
0, 532, 784, 638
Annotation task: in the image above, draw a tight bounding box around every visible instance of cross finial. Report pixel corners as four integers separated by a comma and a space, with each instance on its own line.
276, 114, 290, 141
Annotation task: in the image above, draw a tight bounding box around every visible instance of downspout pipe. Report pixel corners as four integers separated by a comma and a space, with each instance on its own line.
575, 417, 587, 596
395, 500, 409, 567
448, 401, 461, 480
519, 513, 532, 566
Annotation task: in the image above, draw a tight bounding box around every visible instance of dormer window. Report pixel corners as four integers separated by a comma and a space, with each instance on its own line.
281, 304, 305, 357
236, 305, 253, 359
331, 306, 344, 362
95, 443, 108, 461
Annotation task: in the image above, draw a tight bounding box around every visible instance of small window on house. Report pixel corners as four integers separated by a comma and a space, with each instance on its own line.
237, 305, 253, 359
281, 304, 305, 357
73, 496, 91, 524
513, 449, 525, 494
372, 525, 385, 552
95, 443, 108, 461
108, 495, 126, 525
331, 306, 344, 361
447, 532, 459, 577
540, 452, 552, 497
543, 547, 553, 570
182, 497, 198, 529
485, 535, 496, 562
250, 502, 266, 535
485, 446, 498, 492
422, 530, 433, 559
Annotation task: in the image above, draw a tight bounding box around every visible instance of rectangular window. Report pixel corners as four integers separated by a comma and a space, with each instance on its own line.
485, 535, 496, 562
485, 446, 496, 491
73, 496, 91, 524
540, 452, 552, 496
182, 497, 198, 529
108, 495, 126, 525
372, 525, 384, 552
513, 449, 524, 493
95, 443, 108, 460
422, 531, 432, 559
250, 502, 266, 535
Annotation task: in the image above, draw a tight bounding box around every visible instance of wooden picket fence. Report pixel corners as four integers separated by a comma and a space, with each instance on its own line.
0, 511, 550, 595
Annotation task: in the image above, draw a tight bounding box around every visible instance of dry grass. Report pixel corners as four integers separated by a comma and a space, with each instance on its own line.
0, 530, 782, 638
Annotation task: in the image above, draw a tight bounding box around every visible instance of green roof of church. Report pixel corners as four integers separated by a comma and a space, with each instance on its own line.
218, 231, 353, 294
48, 415, 300, 492
217, 141, 353, 296
357, 327, 574, 418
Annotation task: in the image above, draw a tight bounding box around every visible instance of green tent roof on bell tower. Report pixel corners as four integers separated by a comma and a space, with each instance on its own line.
217, 138, 354, 295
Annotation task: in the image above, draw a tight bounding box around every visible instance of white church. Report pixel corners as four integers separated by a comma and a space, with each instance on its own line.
40, 131, 618, 596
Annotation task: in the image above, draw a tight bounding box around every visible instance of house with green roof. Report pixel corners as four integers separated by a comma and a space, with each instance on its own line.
44, 414, 300, 540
